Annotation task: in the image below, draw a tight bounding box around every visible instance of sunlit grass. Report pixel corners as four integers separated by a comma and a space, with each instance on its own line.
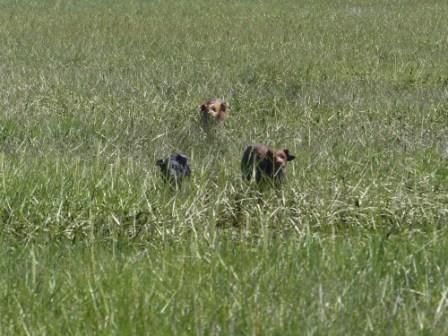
1, 0, 448, 334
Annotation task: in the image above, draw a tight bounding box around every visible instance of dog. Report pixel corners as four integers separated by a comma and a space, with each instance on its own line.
199, 98, 228, 126
241, 144, 295, 185
156, 153, 191, 187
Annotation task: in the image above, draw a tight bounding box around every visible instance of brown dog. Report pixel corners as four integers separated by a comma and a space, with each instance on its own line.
199, 98, 228, 126
241, 144, 295, 185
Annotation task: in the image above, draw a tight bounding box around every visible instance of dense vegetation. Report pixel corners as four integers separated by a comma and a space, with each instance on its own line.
1, 0, 448, 334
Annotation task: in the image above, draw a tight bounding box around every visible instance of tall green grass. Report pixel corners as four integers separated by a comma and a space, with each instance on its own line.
1, 0, 448, 334
2, 233, 448, 334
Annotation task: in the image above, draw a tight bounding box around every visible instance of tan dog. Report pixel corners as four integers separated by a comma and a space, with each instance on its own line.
241, 144, 295, 185
199, 98, 228, 126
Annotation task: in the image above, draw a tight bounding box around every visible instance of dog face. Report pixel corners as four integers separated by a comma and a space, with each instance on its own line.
200, 98, 227, 123
270, 149, 295, 171
241, 144, 295, 185
156, 153, 191, 186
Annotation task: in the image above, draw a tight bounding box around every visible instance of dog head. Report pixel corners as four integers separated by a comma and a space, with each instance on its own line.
156, 153, 191, 185
270, 148, 295, 172
200, 98, 227, 123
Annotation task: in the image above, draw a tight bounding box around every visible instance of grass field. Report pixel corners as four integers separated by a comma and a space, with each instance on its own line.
1, 0, 448, 334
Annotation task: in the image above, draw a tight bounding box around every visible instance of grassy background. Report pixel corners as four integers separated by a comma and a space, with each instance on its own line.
1, 0, 448, 334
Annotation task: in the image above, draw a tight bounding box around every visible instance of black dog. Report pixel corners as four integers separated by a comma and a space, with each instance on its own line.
156, 153, 191, 186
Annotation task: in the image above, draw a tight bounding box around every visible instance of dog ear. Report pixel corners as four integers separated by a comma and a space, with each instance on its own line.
284, 149, 296, 161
